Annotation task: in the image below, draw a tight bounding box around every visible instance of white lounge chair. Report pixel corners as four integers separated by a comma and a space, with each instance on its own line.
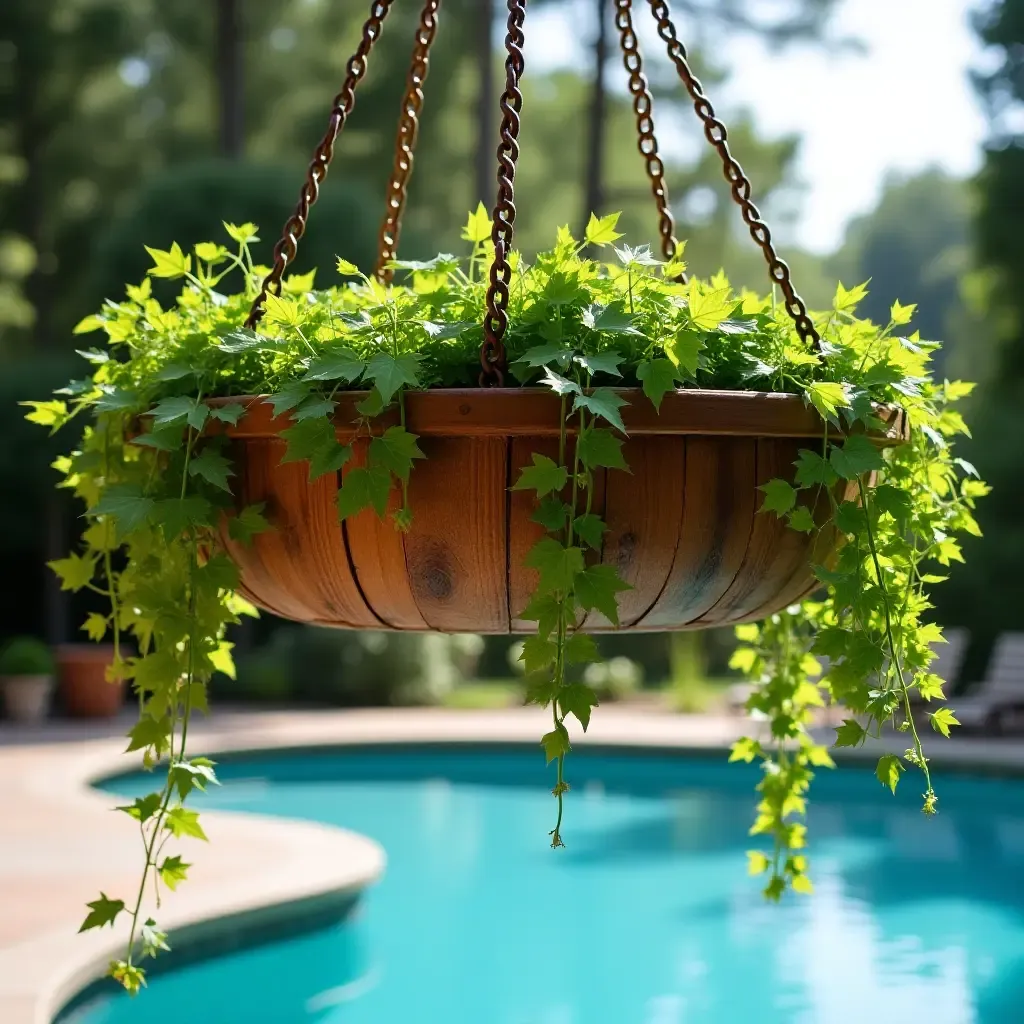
955, 633, 1024, 734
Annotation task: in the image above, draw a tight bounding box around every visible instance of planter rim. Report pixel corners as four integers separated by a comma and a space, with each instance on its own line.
205, 388, 908, 445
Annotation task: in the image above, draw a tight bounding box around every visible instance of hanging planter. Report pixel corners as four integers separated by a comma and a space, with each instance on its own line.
27, 0, 983, 995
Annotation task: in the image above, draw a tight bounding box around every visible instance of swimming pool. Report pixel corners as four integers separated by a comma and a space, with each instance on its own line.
63, 746, 1024, 1024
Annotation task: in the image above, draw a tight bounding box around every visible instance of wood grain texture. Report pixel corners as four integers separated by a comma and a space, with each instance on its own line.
343, 439, 429, 630
402, 437, 510, 632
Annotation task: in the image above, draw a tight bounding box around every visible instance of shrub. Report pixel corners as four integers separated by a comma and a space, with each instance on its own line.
0, 636, 54, 676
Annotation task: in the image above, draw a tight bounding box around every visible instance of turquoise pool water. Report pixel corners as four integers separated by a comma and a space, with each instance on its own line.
65, 747, 1024, 1024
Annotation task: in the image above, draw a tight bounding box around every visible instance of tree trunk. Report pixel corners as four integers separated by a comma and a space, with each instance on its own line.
216, 0, 245, 158
474, 0, 496, 208
582, 0, 610, 231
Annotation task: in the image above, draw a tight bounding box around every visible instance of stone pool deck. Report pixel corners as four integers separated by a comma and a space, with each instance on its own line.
2, 706, 1023, 1024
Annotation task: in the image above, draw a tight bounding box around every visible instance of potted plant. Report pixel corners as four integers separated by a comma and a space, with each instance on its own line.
56, 644, 125, 719
0, 636, 55, 724
22, 0, 986, 995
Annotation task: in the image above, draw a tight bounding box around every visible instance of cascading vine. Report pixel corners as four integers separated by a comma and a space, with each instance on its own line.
26, 210, 984, 992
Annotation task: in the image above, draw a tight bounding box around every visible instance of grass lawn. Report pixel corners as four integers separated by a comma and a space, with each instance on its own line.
442, 680, 524, 709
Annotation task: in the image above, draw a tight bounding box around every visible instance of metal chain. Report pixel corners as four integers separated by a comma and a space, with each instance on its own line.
480, 0, 527, 387
613, 0, 682, 269
245, 0, 394, 329
645, 0, 821, 348
374, 0, 442, 283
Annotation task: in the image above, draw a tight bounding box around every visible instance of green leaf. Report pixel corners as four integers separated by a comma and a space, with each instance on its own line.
747, 851, 771, 875
930, 707, 960, 738
145, 242, 191, 279
873, 483, 913, 526
541, 723, 571, 764
584, 301, 643, 336
83, 612, 108, 642
875, 754, 904, 793
164, 807, 208, 841
461, 202, 492, 243
228, 504, 271, 544
805, 381, 849, 422
531, 497, 570, 532
158, 855, 190, 892
794, 449, 838, 487
687, 280, 734, 330
116, 792, 163, 824
518, 593, 561, 640
759, 478, 796, 516
218, 328, 284, 354
787, 506, 816, 533
21, 399, 69, 430
834, 718, 867, 748
337, 466, 392, 521
140, 918, 170, 959
265, 382, 312, 417
365, 352, 421, 405
150, 396, 196, 426
574, 564, 631, 624
524, 538, 585, 596
729, 737, 762, 763
520, 635, 557, 673
637, 358, 678, 410
584, 212, 623, 246
188, 449, 234, 492
48, 553, 97, 592
574, 351, 623, 377
79, 893, 125, 932
560, 682, 599, 731
91, 485, 155, 533
541, 366, 581, 396
523, 676, 559, 706
516, 344, 574, 370
280, 416, 350, 481
209, 402, 245, 426
169, 759, 219, 800
302, 347, 364, 383
829, 434, 884, 479
834, 280, 869, 311
293, 396, 337, 422
110, 961, 147, 995
573, 513, 606, 550
125, 715, 172, 755
513, 454, 569, 498
224, 221, 258, 244
152, 496, 213, 538
577, 427, 627, 470
564, 632, 600, 665
368, 426, 425, 483
336, 257, 360, 276
666, 330, 703, 376
574, 387, 628, 433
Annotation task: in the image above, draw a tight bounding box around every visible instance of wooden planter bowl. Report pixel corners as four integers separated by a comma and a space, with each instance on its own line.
210, 389, 907, 634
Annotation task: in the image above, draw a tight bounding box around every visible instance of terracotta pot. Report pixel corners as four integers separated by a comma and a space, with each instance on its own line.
1, 675, 54, 723
210, 388, 907, 634
56, 645, 125, 718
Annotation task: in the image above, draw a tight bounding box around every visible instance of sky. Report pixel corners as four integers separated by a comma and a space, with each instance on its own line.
529, 0, 992, 254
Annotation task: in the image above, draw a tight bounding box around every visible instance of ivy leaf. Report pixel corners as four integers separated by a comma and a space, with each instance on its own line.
336, 258, 360, 276
573, 513, 606, 550
759, 479, 796, 516
794, 449, 838, 487
518, 593, 561, 640
541, 723, 571, 764
614, 243, 660, 267
302, 347, 364, 383
584, 212, 623, 246
729, 737, 762, 763
532, 497, 570, 532
461, 202, 492, 243
560, 682, 599, 731
666, 330, 704, 376
524, 676, 559, 706
140, 918, 170, 959
687, 281, 733, 330
210, 402, 246, 426
83, 612, 108, 641
520, 635, 557, 673
169, 759, 220, 800
145, 242, 191, 279
834, 718, 867, 748
584, 301, 643, 336
337, 466, 392, 521
873, 483, 913, 526
368, 426, 425, 484
513, 454, 569, 498
188, 449, 234, 492
150, 396, 194, 427
228, 504, 271, 544
829, 435, 884, 480
574, 388, 628, 433
875, 754, 904, 794
787, 506, 816, 533
125, 715, 172, 755
574, 351, 623, 377
574, 564, 631, 624
158, 855, 190, 892
281, 417, 349, 480
541, 366, 581, 396
110, 961, 147, 995
564, 633, 600, 665
79, 893, 125, 932
524, 538, 585, 595
218, 328, 283, 354
265, 382, 312, 418
164, 807, 208, 841
637, 358, 678, 410
930, 707, 960, 738
48, 552, 97, 592
577, 427, 627, 470
22, 399, 70, 431
293, 396, 337, 422
116, 792, 163, 823
152, 496, 213, 539
747, 851, 771, 876
91, 484, 155, 533
805, 381, 850, 422
365, 352, 421, 406
516, 344, 574, 370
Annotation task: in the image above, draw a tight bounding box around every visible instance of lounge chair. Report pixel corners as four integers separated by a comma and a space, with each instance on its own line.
954, 633, 1024, 734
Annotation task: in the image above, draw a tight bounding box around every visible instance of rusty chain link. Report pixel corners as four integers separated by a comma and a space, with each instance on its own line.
480, 0, 527, 387
613, 0, 682, 270
374, 0, 442, 283
645, 0, 821, 349
245, 0, 394, 329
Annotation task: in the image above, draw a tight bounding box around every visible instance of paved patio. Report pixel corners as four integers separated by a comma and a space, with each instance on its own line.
2, 706, 1023, 1024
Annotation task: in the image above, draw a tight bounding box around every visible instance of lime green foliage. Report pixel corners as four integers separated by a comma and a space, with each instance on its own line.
0, 636, 54, 676
28, 209, 983, 989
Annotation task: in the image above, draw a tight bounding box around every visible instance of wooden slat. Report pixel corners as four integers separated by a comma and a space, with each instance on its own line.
587, 436, 685, 629
343, 439, 429, 630
402, 437, 510, 632
638, 438, 757, 628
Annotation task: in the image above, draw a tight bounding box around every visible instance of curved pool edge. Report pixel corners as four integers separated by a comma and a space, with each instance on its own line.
4, 706, 1024, 1024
